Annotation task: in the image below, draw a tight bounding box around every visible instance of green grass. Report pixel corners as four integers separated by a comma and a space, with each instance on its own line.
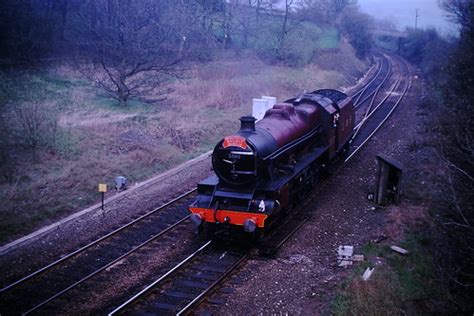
331, 234, 444, 315
209, 10, 340, 64
388, 235, 440, 301
91, 95, 153, 112
316, 27, 340, 48
42, 76, 88, 90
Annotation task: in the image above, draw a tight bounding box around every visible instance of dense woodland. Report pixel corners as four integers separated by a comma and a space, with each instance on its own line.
0, 0, 370, 104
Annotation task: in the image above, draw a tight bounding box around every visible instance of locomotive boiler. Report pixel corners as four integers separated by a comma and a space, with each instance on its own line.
189, 89, 355, 239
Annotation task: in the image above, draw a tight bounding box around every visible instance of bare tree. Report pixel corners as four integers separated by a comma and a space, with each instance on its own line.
332, 0, 357, 14
11, 101, 60, 162
281, 0, 295, 37
76, 0, 205, 106
440, 0, 473, 32
230, 1, 254, 48
430, 0, 474, 297
194, 0, 226, 40
299, 0, 357, 24
340, 8, 373, 58
222, 0, 242, 48
226, 0, 275, 49
274, 0, 301, 57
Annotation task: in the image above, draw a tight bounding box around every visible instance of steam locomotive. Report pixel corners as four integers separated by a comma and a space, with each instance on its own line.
189, 89, 355, 240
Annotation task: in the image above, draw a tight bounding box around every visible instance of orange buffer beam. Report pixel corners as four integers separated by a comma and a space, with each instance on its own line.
189, 207, 268, 228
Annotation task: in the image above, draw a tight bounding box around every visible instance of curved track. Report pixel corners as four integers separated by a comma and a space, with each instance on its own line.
350, 56, 382, 101
0, 53, 411, 315
351, 54, 391, 108
346, 54, 412, 162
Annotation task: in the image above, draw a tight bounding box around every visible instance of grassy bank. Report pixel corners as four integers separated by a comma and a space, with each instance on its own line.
0, 44, 367, 245
331, 232, 447, 315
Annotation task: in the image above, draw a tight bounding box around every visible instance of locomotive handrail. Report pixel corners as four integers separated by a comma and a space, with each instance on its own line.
263, 125, 322, 161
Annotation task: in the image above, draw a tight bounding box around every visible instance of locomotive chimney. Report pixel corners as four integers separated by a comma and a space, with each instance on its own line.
239, 116, 256, 133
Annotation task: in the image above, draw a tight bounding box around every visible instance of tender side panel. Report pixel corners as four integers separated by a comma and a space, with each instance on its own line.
335, 97, 355, 150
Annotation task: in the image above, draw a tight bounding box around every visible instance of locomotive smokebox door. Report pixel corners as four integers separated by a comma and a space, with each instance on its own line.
375, 154, 403, 205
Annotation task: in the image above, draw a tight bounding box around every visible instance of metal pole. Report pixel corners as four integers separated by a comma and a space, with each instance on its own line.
415, 9, 419, 30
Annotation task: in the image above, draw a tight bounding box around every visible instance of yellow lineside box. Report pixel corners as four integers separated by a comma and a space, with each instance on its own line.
98, 183, 107, 193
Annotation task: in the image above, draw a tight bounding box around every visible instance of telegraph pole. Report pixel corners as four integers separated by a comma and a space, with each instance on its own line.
415, 8, 419, 29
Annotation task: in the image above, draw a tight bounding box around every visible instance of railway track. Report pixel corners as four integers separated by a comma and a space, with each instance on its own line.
107, 241, 248, 315
353, 54, 393, 126
0, 189, 197, 315
346, 54, 412, 162
349, 55, 382, 101
352, 53, 391, 108
349, 65, 377, 98
106, 212, 312, 315
0, 53, 411, 315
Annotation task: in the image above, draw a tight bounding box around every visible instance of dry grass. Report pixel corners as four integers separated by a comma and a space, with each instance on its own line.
334, 270, 404, 315
385, 205, 428, 240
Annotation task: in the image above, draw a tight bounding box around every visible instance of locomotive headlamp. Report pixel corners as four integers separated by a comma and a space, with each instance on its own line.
190, 213, 202, 226
258, 200, 266, 213
243, 219, 256, 233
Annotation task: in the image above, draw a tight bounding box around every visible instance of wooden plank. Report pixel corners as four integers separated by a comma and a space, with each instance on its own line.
362, 267, 374, 281
390, 245, 409, 255
352, 254, 365, 262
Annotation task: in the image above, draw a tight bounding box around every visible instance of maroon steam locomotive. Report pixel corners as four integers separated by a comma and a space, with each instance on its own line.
189, 89, 354, 239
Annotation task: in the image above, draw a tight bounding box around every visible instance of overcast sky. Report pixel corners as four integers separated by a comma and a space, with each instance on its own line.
358, 0, 457, 34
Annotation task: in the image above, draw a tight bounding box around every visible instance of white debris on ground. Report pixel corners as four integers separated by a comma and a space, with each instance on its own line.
391, 245, 409, 255
337, 245, 365, 267
362, 267, 375, 281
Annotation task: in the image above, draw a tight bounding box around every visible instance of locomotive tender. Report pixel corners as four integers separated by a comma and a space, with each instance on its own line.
189, 89, 355, 239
